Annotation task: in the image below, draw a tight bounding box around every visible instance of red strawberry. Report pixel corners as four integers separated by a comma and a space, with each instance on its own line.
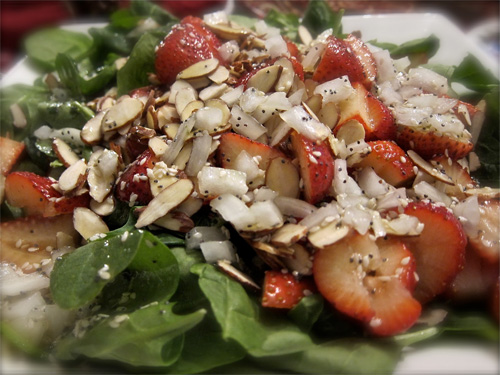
352, 141, 416, 187
284, 37, 300, 59
313, 231, 421, 336
261, 270, 316, 309
0, 137, 25, 175
155, 16, 222, 85
115, 149, 159, 206
313, 34, 376, 90
335, 82, 396, 141
5, 171, 89, 217
290, 131, 335, 204
396, 125, 473, 160
0, 214, 80, 273
217, 132, 285, 171
402, 201, 467, 303
468, 198, 500, 264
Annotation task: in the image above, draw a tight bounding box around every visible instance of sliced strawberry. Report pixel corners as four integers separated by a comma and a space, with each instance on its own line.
402, 201, 467, 303
115, 149, 159, 206
396, 124, 473, 161
217, 132, 285, 171
155, 16, 222, 85
353, 141, 416, 187
290, 131, 335, 204
0, 214, 80, 273
468, 198, 500, 264
5, 171, 89, 217
261, 270, 316, 309
284, 37, 300, 59
313, 231, 421, 336
0, 137, 25, 175
313, 35, 376, 90
335, 82, 396, 141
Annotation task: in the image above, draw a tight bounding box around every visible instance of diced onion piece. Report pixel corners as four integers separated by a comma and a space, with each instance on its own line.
198, 166, 248, 197
274, 196, 317, 218
413, 181, 452, 206
186, 226, 228, 250
185, 132, 212, 176
210, 193, 254, 230
300, 202, 339, 230
314, 76, 355, 104
200, 240, 237, 263
280, 105, 330, 141
229, 105, 267, 140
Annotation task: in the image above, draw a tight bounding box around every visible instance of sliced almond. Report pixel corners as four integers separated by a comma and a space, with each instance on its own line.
282, 243, 313, 276
177, 58, 219, 80
217, 259, 260, 290
175, 87, 198, 115
318, 102, 339, 129
181, 100, 204, 122
304, 94, 322, 118
274, 57, 295, 93
270, 223, 308, 247
150, 174, 178, 197
169, 80, 195, 104
53, 138, 80, 167
464, 187, 500, 198
81, 110, 106, 145
265, 157, 300, 198
199, 83, 228, 102
251, 241, 294, 257
154, 211, 194, 233
87, 149, 120, 203
96, 96, 116, 112
407, 150, 454, 185
308, 221, 350, 248
208, 65, 230, 84
247, 65, 282, 93
73, 207, 109, 240
136, 178, 194, 228
173, 141, 193, 170
205, 99, 231, 125
186, 76, 212, 90
157, 104, 180, 127
207, 23, 250, 40
58, 159, 87, 193
298, 25, 313, 46
176, 196, 203, 216
335, 119, 365, 145
102, 96, 143, 133
162, 123, 180, 140
90, 194, 115, 217
146, 105, 158, 129
148, 136, 169, 158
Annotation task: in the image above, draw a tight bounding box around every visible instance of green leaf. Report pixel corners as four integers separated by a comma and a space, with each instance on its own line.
451, 54, 500, 93
110, 8, 142, 30
228, 15, 258, 29
129, 0, 177, 25
55, 53, 82, 98
88, 26, 132, 56
192, 263, 315, 357
302, 0, 343, 38
287, 294, 324, 332
0, 321, 44, 358
370, 35, 440, 60
24, 28, 92, 71
54, 302, 206, 367
264, 9, 300, 41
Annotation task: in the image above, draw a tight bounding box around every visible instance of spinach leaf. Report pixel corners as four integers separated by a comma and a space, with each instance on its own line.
302, 0, 343, 38
228, 15, 258, 30
287, 294, 324, 332
369, 34, 440, 61
35, 100, 92, 130
129, 0, 177, 25
110, 9, 143, 30
88, 26, 132, 56
54, 302, 206, 367
192, 263, 315, 357
24, 28, 92, 71
50, 229, 178, 310
451, 54, 499, 93
264, 9, 300, 41
440, 312, 500, 341
117, 31, 166, 96
55, 54, 82, 98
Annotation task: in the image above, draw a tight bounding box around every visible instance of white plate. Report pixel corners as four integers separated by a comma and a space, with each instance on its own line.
1, 13, 499, 375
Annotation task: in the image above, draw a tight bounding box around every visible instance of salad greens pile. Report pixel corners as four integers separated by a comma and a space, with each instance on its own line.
0, 1, 498, 373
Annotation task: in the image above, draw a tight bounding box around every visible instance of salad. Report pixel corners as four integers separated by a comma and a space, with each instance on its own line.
0, 1, 499, 373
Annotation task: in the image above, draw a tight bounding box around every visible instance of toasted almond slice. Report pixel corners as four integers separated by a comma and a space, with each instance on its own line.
274, 57, 295, 93
207, 23, 250, 40
52, 137, 80, 167
251, 241, 294, 257
146, 105, 158, 129
162, 123, 180, 139
102, 97, 144, 132
81, 110, 106, 145
318, 102, 339, 129
199, 83, 228, 102
176, 196, 203, 216
283, 243, 313, 275
90, 194, 115, 216
298, 25, 313, 46
73, 207, 109, 240
304, 94, 322, 118
217, 259, 260, 290
136, 178, 194, 228
464, 187, 500, 198
208, 65, 230, 84
265, 157, 300, 198
10, 103, 27, 129
247, 65, 282, 93
96, 96, 115, 112
87, 149, 120, 203
407, 150, 454, 185
308, 221, 350, 248
335, 119, 365, 144
58, 159, 87, 193
154, 211, 194, 233
149, 136, 169, 158
155, 91, 170, 106
271, 223, 308, 247
157, 104, 180, 127
150, 174, 178, 197
205, 98, 230, 125
181, 100, 204, 122
169, 80, 194, 104
173, 141, 193, 170
188, 76, 213, 90
175, 87, 198, 115
177, 58, 219, 80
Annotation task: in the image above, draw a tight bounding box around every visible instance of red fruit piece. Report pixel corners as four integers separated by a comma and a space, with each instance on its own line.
290, 131, 335, 205
0, 214, 79, 273
155, 16, 222, 85
262, 270, 316, 309
115, 149, 159, 206
5, 171, 89, 217
0, 137, 25, 175
335, 82, 396, 141
217, 132, 285, 171
403, 201, 467, 303
396, 125, 473, 161
353, 141, 416, 187
313, 231, 421, 336
468, 198, 500, 264
313, 34, 376, 90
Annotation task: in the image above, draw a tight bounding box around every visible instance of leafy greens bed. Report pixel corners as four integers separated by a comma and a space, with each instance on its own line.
0, 1, 498, 374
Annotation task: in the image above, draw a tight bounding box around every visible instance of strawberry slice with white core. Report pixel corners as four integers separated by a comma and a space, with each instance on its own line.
402, 201, 467, 303
313, 231, 421, 336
